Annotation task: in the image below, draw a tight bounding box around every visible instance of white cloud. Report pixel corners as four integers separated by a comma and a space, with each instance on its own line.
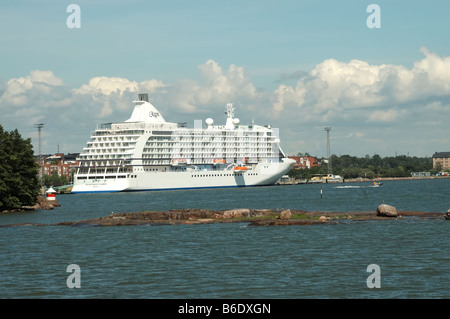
75, 76, 138, 96
367, 109, 399, 122
73, 76, 167, 117
1, 50, 449, 157
414, 47, 450, 93
1, 70, 65, 107
310, 58, 383, 107
272, 83, 305, 113
169, 59, 259, 113
272, 47, 450, 123
269, 48, 450, 156
75, 77, 166, 96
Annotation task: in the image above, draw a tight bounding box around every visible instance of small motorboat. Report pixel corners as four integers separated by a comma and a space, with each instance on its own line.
370, 181, 383, 187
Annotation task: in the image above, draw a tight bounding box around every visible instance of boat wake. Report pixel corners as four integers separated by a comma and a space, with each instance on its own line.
335, 185, 363, 189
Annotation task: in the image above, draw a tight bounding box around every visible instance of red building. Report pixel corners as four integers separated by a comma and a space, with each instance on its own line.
37, 153, 80, 181
288, 156, 321, 169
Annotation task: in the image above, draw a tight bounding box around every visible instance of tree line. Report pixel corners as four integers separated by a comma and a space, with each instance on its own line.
42, 171, 69, 187
0, 124, 40, 211
288, 154, 435, 180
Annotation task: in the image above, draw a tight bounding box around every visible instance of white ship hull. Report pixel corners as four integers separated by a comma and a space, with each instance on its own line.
72, 94, 295, 194
71, 159, 293, 193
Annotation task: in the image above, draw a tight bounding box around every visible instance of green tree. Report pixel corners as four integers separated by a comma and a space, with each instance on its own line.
288, 164, 327, 180
0, 125, 40, 211
43, 171, 68, 187
288, 153, 433, 180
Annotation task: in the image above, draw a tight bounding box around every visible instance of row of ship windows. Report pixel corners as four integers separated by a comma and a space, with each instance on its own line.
145, 143, 275, 146
77, 173, 258, 180
85, 139, 276, 149
192, 173, 258, 177
142, 160, 261, 165
81, 149, 276, 156
150, 132, 272, 137
92, 130, 271, 138
87, 141, 135, 146
90, 131, 273, 142
80, 155, 133, 159
89, 137, 138, 143
148, 139, 275, 143
156, 139, 274, 143
77, 176, 127, 180
82, 150, 132, 154
142, 151, 276, 156
153, 148, 275, 152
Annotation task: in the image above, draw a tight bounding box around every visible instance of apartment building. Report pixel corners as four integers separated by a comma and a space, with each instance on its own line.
288, 156, 321, 169
37, 153, 80, 180
432, 152, 450, 170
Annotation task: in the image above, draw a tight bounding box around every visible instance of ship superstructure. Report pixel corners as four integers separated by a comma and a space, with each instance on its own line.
71, 94, 295, 193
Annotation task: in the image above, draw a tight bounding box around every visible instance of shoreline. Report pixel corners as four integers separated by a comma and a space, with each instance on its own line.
0, 196, 60, 214
1, 208, 446, 228
280, 175, 450, 185
344, 175, 450, 183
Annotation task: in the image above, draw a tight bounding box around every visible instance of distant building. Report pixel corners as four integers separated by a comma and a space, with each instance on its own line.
411, 171, 431, 177
36, 153, 80, 181
288, 156, 320, 169
432, 152, 450, 170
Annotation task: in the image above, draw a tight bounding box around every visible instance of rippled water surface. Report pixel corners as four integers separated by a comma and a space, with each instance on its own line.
1, 179, 449, 298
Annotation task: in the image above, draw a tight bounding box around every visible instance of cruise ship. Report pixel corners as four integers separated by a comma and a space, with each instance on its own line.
71, 94, 295, 193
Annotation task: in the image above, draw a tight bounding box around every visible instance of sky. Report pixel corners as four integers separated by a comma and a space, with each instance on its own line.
1, 0, 449, 158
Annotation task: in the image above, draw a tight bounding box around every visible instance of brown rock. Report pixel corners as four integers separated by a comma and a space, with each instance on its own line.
223, 208, 250, 218
376, 204, 397, 217
278, 209, 291, 219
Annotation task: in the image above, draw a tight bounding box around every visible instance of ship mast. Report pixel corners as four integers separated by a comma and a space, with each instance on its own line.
225, 103, 238, 130
226, 103, 235, 118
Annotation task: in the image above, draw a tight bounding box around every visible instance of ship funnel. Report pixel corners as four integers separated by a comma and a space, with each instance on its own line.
138, 93, 149, 102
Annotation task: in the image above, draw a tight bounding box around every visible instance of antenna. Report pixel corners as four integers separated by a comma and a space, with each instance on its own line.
34, 123, 45, 185
225, 103, 236, 130
324, 127, 332, 174
226, 103, 235, 118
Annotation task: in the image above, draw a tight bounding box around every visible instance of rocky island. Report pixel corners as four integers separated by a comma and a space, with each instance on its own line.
1, 204, 447, 228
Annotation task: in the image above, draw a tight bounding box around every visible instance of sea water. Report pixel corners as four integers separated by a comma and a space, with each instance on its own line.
0, 179, 449, 298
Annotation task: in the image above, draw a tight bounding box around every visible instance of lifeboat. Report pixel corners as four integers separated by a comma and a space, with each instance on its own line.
172, 159, 187, 166
234, 165, 248, 173
213, 159, 226, 165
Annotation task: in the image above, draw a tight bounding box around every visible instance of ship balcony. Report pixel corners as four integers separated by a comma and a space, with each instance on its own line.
82, 146, 135, 153
77, 153, 133, 160
90, 129, 144, 137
